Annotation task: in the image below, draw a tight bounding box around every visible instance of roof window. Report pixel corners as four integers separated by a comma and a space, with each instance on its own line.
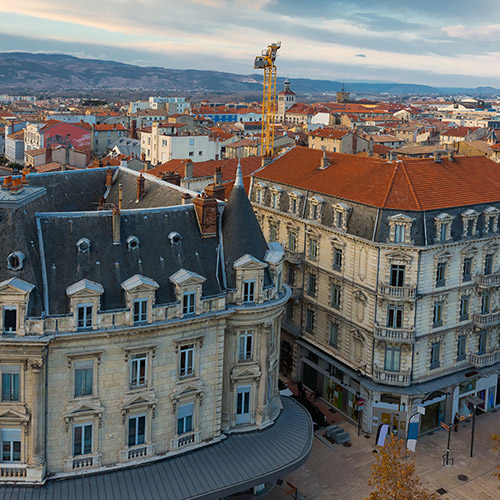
76, 238, 91, 254
127, 235, 140, 251
7, 251, 25, 271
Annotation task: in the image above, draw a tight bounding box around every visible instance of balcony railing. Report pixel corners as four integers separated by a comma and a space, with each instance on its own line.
373, 365, 411, 386
374, 325, 415, 343
476, 273, 500, 287
119, 444, 154, 462
71, 453, 101, 470
284, 249, 304, 265
0, 463, 27, 480
473, 311, 500, 327
290, 285, 303, 300
468, 350, 500, 368
378, 284, 416, 300
171, 431, 199, 450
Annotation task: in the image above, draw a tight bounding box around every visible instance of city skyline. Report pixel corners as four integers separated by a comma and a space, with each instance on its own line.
2, 0, 500, 87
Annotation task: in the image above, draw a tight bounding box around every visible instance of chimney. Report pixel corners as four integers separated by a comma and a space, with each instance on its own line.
112, 205, 121, 245
205, 182, 225, 201
141, 152, 146, 162
193, 194, 218, 237
106, 167, 113, 187
118, 182, 123, 210
447, 151, 454, 161
21, 168, 29, 185
368, 137, 374, 157
181, 192, 192, 205
433, 151, 442, 163
130, 119, 137, 139
320, 150, 329, 169
214, 165, 222, 185
136, 174, 145, 202
46, 146, 52, 164
390, 151, 398, 162
2, 176, 13, 190
10, 177, 22, 193
261, 156, 272, 167
120, 159, 128, 169
184, 159, 193, 179
61, 163, 67, 172
161, 171, 181, 186
98, 196, 105, 210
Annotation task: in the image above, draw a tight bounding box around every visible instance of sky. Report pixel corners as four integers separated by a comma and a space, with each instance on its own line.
1, 0, 500, 87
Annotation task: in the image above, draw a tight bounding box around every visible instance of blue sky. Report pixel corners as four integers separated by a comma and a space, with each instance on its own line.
1, 0, 500, 86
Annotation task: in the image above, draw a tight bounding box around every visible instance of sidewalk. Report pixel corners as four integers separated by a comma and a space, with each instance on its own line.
268, 387, 500, 500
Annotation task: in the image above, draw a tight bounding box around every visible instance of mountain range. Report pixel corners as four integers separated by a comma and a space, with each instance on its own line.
0, 52, 499, 97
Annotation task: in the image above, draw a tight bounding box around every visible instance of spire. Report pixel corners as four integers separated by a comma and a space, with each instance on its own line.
234, 157, 243, 188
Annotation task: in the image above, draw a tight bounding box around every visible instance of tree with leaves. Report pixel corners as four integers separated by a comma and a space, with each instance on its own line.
366, 436, 439, 500
492, 433, 500, 486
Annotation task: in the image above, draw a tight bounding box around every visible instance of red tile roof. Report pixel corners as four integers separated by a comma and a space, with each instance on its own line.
442, 126, 481, 138
255, 146, 500, 211
93, 123, 127, 131
309, 128, 349, 139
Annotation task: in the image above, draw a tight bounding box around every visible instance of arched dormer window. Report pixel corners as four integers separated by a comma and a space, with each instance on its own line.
270, 185, 283, 210
461, 209, 479, 239
483, 206, 499, 235
254, 182, 267, 205
288, 190, 303, 215
434, 213, 454, 243
333, 202, 351, 232
309, 194, 325, 222
387, 214, 414, 244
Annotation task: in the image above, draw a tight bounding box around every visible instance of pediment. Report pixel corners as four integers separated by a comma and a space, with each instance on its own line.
66, 279, 104, 297
461, 244, 479, 255
233, 254, 267, 270
435, 250, 452, 261
0, 278, 35, 295
386, 251, 412, 262
169, 268, 206, 286
388, 213, 414, 223
230, 363, 262, 381
121, 274, 159, 292
0, 408, 30, 423
120, 391, 158, 411
63, 400, 105, 418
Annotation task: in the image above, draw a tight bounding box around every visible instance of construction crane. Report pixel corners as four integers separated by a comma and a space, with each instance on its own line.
254, 41, 281, 157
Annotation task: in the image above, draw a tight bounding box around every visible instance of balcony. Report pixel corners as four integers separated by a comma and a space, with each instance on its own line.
373, 365, 411, 386
119, 444, 155, 462
374, 325, 415, 343
171, 431, 199, 450
0, 463, 27, 480
378, 284, 416, 300
468, 350, 500, 368
476, 273, 500, 287
65, 453, 102, 471
284, 249, 304, 265
290, 285, 303, 300
473, 311, 500, 327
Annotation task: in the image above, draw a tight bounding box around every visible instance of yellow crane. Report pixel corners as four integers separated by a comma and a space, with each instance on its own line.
254, 41, 281, 157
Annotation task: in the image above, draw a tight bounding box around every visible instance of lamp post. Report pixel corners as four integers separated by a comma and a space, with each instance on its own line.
465, 395, 485, 458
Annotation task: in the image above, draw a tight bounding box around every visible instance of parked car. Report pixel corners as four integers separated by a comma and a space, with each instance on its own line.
292, 395, 327, 429
278, 379, 293, 397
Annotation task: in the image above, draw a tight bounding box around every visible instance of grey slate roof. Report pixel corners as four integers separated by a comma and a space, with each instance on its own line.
0, 398, 313, 500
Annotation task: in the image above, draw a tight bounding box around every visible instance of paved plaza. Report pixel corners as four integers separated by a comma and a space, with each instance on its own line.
267, 391, 500, 500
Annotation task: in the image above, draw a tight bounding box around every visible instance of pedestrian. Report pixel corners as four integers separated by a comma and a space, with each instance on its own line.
454, 412, 459, 432
297, 381, 304, 399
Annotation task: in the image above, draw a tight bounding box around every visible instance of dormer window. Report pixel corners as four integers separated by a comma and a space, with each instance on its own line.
309, 195, 325, 222
127, 236, 140, 251
6, 251, 25, 271
434, 213, 454, 243
133, 298, 148, 324
77, 304, 93, 330
76, 239, 90, 254
288, 190, 303, 215
462, 209, 478, 238
388, 214, 414, 244
169, 269, 206, 318
2, 306, 17, 334
270, 186, 282, 210
243, 280, 256, 303
182, 291, 196, 315
483, 206, 499, 234
333, 203, 351, 232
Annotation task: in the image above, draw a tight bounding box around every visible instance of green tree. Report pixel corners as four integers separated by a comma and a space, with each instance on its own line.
366, 437, 438, 500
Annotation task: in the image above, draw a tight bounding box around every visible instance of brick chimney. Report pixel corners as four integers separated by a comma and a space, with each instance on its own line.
118, 182, 123, 210
214, 165, 222, 185
11, 177, 22, 193
2, 176, 12, 190
46, 146, 52, 164
130, 119, 137, 139
106, 167, 113, 188
181, 192, 191, 205
136, 174, 145, 202
112, 205, 121, 245
320, 150, 329, 169
161, 171, 181, 186
205, 182, 225, 201
193, 194, 218, 237
21, 168, 29, 185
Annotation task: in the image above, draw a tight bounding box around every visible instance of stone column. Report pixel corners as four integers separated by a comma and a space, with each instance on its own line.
28, 359, 45, 468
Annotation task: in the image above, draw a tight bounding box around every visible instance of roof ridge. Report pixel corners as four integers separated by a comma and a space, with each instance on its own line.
381, 162, 399, 208
399, 160, 422, 211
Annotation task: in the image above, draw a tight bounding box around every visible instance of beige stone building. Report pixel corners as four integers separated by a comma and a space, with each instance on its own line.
251, 146, 500, 438
0, 166, 311, 495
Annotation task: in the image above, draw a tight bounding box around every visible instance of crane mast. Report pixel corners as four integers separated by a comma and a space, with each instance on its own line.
254, 42, 281, 158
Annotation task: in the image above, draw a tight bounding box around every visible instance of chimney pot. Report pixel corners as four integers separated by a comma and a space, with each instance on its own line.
2, 176, 13, 190
112, 205, 120, 245
320, 151, 329, 169
136, 174, 145, 202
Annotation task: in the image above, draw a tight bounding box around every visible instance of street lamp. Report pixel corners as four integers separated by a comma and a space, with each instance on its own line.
464, 395, 485, 458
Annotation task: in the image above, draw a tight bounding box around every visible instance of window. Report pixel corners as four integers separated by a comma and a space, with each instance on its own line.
130, 354, 147, 388
290, 197, 297, 214
243, 280, 255, 303
457, 336, 467, 361
1, 366, 20, 402
271, 192, 279, 209
384, 345, 401, 372
440, 222, 448, 242
128, 415, 146, 447
463, 257, 473, 282
305, 309, 315, 333
238, 331, 253, 361
329, 322, 339, 349
311, 204, 318, 220
333, 248, 342, 271
460, 296, 469, 321
3, 307, 17, 334
74, 360, 93, 398
433, 302, 443, 327
179, 344, 194, 378
436, 262, 446, 287
467, 218, 474, 237
183, 292, 196, 315
287, 266, 295, 286
73, 423, 92, 456
481, 293, 490, 314
288, 231, 297, 251
189, 138, 195, 146
308, 239, 318, 261
430, 342, 440, 369
330, 285, 341, 309
286, 301, 293, 320
307, 273, 317, 297
390, 265, 405, 287
387, 305, 403, 329
478, 331, 487, 355
77, 304, 92, 330
269, 223, 277, 242
177, 403, 194, 435
394, 224, 406, 243
336, 211, 343, 229
484, 253, 494, 275
188, 151, 194, 157
133, 298, 148, 324
1, 429, 21, 463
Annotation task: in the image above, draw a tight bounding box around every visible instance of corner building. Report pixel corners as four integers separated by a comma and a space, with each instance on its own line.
0, 166, 311, 498
251, 146, 500, 437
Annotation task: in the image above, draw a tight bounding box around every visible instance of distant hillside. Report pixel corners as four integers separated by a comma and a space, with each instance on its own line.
0, 52, 499, 96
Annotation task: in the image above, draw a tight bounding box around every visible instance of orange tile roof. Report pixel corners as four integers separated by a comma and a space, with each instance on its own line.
442, 126, 481, 138
255, 146, 500, 211
309, 128, 349, 139
93, 123, 127, 131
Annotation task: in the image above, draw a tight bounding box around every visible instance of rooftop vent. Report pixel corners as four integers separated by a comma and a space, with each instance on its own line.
76, 238, 91, 254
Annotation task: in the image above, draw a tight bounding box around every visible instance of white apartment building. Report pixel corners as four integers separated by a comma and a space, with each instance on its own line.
149, 96, 191, 114
251, 146, 500, 439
